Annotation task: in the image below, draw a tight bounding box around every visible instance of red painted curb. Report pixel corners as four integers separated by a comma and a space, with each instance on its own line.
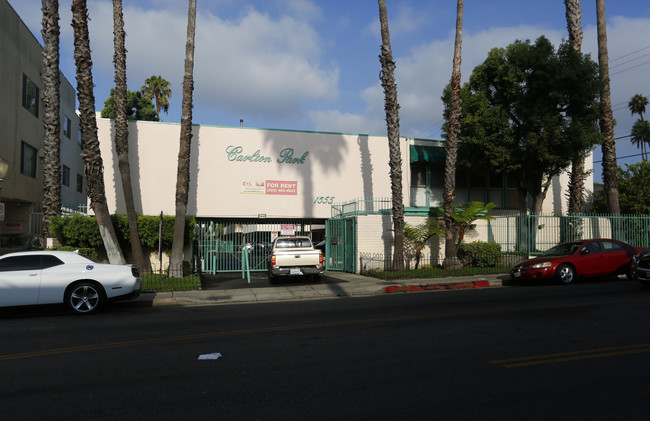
383, 280, 492, 294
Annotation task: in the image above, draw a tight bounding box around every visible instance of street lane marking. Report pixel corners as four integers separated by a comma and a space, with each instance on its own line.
3, 297, 650, 361
490, 343, 650, 368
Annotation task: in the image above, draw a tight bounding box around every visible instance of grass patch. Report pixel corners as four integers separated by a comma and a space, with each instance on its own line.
141, 272, 201, 292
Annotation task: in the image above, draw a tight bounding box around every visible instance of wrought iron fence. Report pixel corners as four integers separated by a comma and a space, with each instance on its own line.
488, 213, 650, 254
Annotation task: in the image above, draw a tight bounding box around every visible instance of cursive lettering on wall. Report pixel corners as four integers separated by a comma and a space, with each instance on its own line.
225, 145, 309, 165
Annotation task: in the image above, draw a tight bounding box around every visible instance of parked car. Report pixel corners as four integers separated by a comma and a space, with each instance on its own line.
510, 239, 644, 284
0, 234, 43, 255
630, 249, 650, 287
0, 250, 142, 314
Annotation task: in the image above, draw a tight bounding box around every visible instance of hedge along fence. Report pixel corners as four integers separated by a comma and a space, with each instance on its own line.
49, 214, 197, 262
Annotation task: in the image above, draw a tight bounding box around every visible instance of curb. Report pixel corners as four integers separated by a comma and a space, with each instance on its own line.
382, 280, 496, 293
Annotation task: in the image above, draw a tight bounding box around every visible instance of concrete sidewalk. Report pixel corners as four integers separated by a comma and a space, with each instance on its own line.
134, 271, 510, 307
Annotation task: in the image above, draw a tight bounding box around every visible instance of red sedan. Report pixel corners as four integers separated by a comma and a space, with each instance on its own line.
510, 239, 645, 284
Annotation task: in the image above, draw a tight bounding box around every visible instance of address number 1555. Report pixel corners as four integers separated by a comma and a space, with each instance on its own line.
313, 196, 334, 204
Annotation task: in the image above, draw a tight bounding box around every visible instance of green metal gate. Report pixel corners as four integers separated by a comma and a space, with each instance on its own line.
325, 217, 356, 272
195, 219, 319, 273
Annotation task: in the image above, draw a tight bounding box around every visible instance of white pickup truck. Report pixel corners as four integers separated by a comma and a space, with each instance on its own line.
268, 236, 324, 282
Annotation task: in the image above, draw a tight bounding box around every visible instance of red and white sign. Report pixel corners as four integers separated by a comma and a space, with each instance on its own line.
280, 224, 295, 236
266, 180, 297, 195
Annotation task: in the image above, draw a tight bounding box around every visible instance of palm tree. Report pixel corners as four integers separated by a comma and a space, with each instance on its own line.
41, 0, 61, 239
112, 0, 146, 270
378, 0, 405, 271
628, 94, 648, 160
403, 220, 442, 270
596, 0, 620, 215
442, 0, 464, 270
72, 0, 125, 264
631, 119, 650, 160
564, 0, 587, 215
170, 0, 197, 276
141, 75, 172, 119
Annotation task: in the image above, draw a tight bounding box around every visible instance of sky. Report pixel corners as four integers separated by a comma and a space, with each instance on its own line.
8, 0, 650, 184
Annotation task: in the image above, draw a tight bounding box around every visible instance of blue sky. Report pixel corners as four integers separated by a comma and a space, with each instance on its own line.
9, 0, 650, 183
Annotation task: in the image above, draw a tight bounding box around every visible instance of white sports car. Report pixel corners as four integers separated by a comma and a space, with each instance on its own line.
0, 250, 142, 314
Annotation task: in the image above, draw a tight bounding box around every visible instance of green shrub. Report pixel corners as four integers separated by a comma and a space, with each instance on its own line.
48, 246, 99, 260
457, 241, 501, 267
50, 214, 197, 255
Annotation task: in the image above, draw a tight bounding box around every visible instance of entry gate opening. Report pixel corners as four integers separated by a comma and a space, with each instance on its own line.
195, 219, 322, 274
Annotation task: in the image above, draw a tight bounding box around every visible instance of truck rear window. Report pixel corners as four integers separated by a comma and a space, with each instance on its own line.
275, 238, 311, 248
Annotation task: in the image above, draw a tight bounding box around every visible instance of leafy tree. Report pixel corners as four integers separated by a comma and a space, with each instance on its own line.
378, 0, 405, 271
441, 0, 464, 270
170, 0, 196, 276
141, 75, 172, 119
403, 219, 443, 270
41, 0, 62, 238
101, 88, 158, 121
591, 160, 650, 214
596, 0, 620, 215
448, 36, 601, 215
111, 0, 146, 270
72, 0, 125, 264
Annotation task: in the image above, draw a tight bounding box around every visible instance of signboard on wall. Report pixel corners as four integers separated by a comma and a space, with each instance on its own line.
240, 180, 298, 195
280, 224, 295, 236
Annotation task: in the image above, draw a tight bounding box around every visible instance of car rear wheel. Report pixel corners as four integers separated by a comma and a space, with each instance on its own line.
65, 282, 105, 314
556, 264, 575, 284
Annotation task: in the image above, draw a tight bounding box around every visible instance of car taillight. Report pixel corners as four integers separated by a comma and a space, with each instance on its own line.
131, 265, 140, 277
271, 255, 276, 265
319, 253, 324, 264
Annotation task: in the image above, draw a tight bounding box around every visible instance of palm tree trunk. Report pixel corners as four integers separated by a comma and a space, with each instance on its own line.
112, 0, 146, 270
41, 0, 62, 239
72, 0, 125, 264
596, 0, 620, 215
170, 0, 197, 276
564, 0, 586, 215
443, 0, 464, 270
378, 0, 404, 271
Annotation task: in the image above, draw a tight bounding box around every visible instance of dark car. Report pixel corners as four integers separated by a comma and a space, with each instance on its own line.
510, 238, 644, 285
0, 234, 43, 256
631, 249, 650, 287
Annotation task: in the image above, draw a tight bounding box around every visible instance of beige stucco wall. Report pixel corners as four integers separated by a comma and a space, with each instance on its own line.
97, 118, 411, 220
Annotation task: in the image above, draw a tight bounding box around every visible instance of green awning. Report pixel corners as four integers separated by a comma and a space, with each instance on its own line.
409, 145, 446, 163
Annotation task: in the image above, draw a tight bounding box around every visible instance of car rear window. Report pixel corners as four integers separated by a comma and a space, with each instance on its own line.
275, 238, 312, 248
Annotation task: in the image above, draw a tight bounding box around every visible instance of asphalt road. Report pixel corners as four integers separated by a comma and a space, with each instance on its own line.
2, 279, 650, 420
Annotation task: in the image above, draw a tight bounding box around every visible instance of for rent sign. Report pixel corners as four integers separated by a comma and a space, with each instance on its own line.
265, 180, 297, 195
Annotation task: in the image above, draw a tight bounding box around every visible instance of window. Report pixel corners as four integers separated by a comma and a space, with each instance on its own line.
62, 165, 70, 187
0, 255, 42, 272
63, 115, 72, 138
21, 142, 38, 178
22, 74, 39, 117
76, 173, 83, 193
77, 129, 83, 146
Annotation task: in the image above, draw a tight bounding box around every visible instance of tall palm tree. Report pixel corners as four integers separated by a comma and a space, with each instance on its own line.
378, 0, 405, 271
72, 0, 125, 263
170, 0, 197, 275
596, 0, 620, 215
112, 0, 146, 269
442, 0, 464, 270
628, 94, 648, 160
631, 119, 650, 160
141, 75, 172, 119
41, 0, 61, 239
564, 0, 587, 215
